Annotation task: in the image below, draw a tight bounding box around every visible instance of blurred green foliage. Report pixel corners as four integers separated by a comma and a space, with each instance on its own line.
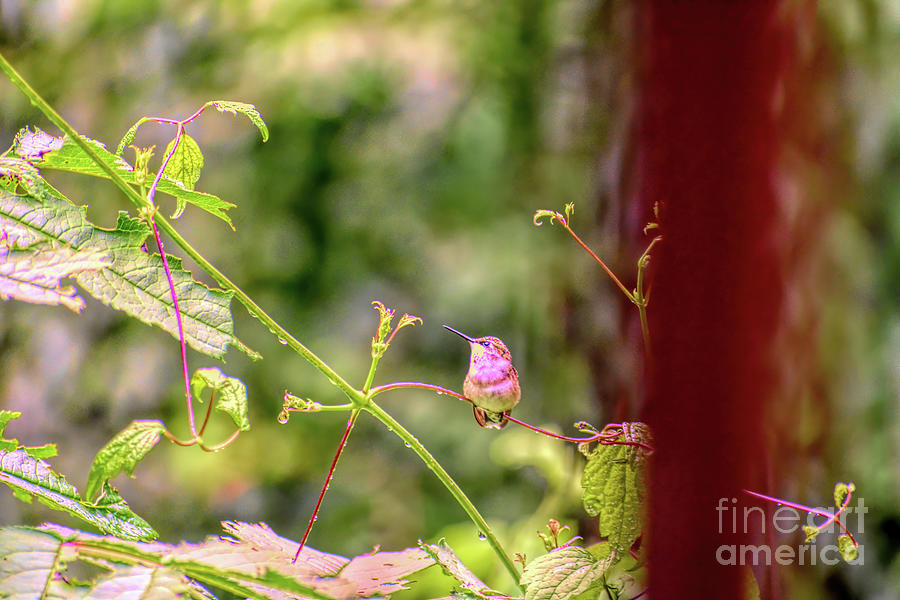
1, 0, 899, 598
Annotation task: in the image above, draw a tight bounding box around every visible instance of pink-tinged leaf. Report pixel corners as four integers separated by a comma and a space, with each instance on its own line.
13, 126, 63, 160
221, 520, 348, 576
207, 100, 269, 142
217, 521, 436, 598
340, 546, 435, 596
0, 242, 109, 313
0, 156, 53, 201
34, 520, 435, 599
222, 521, 435, 597
88, 564, 194, 599
0, 190, 256, 360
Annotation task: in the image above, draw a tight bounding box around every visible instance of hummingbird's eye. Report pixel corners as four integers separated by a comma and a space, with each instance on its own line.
480, 341, 491, 348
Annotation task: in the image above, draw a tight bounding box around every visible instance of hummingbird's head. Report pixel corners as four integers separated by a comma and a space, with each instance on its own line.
443, 325, 512, 364
471, 336, 511, 361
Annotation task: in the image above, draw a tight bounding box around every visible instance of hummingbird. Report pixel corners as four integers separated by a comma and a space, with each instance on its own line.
444, 325, 521, 429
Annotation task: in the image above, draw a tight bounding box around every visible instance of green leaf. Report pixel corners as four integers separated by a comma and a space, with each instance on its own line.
208, 100, 269, 142
0, 410, 58, 459
0, 155, 52, 201
162, 133, 204, 196
115, 118, 147, 156
580, 422, 652, 561
90, 482, 161, 540
0, 449, 156, 540
22, 444, 58, 460
0, 410, 21, 438
13, 127, 236, 229
520, 545, 613, 600
833, 481, 855, 508
419, 538, 496, 597
0, 155, 70, 203
838, 534, 858, 562
162, 133, 205, 220
0, 411, 150, 543
802, 525, 819, 542
0, 241, 110, 313
85, 420, 166, 502
0, 189, 253, 360
190, 367, 251, 432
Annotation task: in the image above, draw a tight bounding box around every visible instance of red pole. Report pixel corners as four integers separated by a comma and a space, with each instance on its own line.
638, 2, 789, 597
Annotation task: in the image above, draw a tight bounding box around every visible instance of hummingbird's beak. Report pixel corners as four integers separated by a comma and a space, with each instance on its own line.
443, 325, 476, 343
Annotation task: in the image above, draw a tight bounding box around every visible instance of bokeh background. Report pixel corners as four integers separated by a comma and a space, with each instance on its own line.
0, 1, 898, 598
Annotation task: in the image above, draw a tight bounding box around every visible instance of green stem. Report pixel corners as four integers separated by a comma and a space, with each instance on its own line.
637, 304, 651, 359
634, 236, 662, 359
635, 257, 650, 359
0, 51, 364, 408
362, 355, 381, 394
363, 400, 523, 592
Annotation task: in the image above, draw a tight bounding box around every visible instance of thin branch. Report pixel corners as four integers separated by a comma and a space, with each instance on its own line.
742, 489, 857, 545
504, 415, 654, 451
144, 123, 197, 436
367, 381, 471, 403
200, 429, 242, 453
160, 428, 195, 447
503, 414, 617, 443
293, 409, 361, 563
197, 388, 217, 436
562, 222, 634, 302
369, 382, 655, 451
